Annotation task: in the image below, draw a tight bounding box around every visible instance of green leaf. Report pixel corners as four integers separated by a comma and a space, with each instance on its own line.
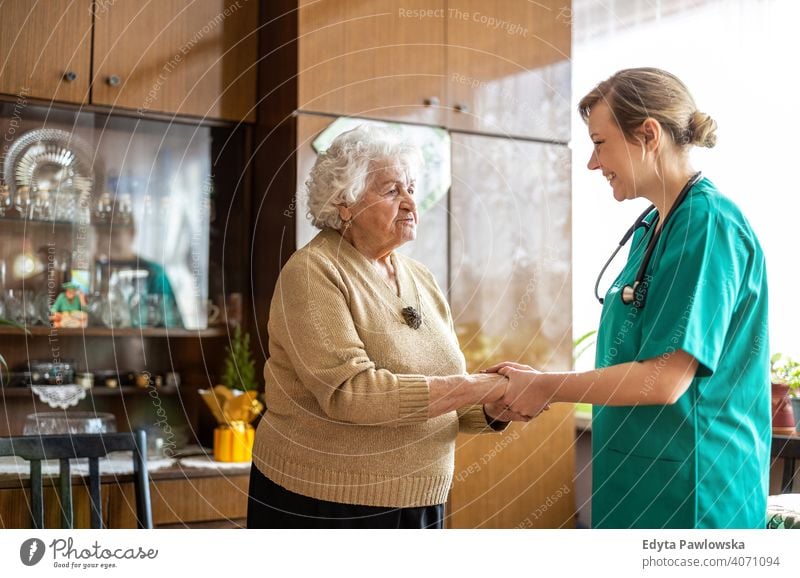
572, 329, 597, 364
771, 353, 800, 390
222, 325, 259, 392
573, 329, 598, 349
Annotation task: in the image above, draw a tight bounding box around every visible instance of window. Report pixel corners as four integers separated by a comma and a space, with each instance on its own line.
572, 0, 798, 368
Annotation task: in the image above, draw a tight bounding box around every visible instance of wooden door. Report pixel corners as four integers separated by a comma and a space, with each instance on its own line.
446, 0, 571, 141
0, 0, 92, 104
297, 0, 447, 125
92, 0, 258, 121
447, 133, 575, 528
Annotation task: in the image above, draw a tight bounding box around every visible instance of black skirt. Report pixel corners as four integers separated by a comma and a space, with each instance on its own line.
247, 464, 444, 529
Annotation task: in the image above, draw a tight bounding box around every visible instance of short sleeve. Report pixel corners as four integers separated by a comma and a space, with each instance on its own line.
636, 195, 745, 377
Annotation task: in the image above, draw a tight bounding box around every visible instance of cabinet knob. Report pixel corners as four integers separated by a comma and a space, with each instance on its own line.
423, 96, 440, 107
106, 74, 121, 87
63, 71, 77, 82
453, 103, 470, 114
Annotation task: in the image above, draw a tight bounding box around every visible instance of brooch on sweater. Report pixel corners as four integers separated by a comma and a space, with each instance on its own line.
401, 306, 422, 330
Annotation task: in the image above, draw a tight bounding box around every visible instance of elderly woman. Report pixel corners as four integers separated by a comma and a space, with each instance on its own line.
247, 125, 518, 529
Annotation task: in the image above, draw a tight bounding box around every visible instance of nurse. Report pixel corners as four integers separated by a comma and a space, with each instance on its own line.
488, 68, 770, 528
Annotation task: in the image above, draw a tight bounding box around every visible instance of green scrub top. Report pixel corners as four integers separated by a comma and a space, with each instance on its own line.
592, 177, 770, 529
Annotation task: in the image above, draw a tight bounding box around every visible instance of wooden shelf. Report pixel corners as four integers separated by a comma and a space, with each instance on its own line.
0, 386, 181, 397
0, 326, 229, 338
0, 216, 76, 227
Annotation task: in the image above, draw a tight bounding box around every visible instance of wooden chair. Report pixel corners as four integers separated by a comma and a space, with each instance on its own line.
771, 434, 800, 494
0, 430, 153, 529
767, 434, 800, 529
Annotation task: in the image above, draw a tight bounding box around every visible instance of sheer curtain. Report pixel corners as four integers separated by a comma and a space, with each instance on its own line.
572, 0, 800, 368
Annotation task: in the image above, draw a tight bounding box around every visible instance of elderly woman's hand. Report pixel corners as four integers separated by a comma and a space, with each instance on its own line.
484, 400, 532, 423
426, 373, 508, 418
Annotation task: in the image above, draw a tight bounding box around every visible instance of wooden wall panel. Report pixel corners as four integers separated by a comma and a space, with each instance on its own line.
449, 406, 575, 528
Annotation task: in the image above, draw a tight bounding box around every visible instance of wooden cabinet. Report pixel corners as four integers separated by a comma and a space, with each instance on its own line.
293, 0, 571, 140
254, 1, 576, 528
0, 101, 252, 450
446, 0, 571, 141
0, 0, 93, 104
0, 466, 249, 529
297, 0, 447, 126
93, 0, 258, 121
0, 0, 257, 122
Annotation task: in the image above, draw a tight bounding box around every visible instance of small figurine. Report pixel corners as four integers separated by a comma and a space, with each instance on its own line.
50, 281, 88, 328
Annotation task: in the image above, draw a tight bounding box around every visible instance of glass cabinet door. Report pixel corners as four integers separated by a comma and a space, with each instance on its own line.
450, 133, 572, 371
0, 102, 244, 330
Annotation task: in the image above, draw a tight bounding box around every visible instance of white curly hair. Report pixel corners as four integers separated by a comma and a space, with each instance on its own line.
305, 125, 422, 230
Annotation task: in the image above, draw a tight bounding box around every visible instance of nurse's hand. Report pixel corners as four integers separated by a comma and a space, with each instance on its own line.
497, 366, 552, 419
482, 361, 535, 374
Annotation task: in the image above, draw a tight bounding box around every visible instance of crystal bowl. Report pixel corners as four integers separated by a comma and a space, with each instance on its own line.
23, 412, 117, 435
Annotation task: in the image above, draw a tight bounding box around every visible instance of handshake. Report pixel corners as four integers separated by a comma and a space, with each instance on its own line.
478, 361, 551, 423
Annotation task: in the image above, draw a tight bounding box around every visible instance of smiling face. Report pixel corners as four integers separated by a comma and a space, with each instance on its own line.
340, 158, 418, 258
586, 102, 652, 202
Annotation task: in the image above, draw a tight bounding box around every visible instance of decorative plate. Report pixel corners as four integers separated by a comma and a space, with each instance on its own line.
2, 128, 96, 208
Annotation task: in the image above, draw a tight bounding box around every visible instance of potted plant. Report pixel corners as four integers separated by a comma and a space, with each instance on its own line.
222, 324, 259, 392
198, 325, 262, 462
573, 329, 597, 421
771, 353, 800, 434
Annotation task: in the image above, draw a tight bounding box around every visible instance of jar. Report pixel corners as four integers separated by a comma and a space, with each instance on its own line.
134, 372, 151, 388
76, 372, 94, 389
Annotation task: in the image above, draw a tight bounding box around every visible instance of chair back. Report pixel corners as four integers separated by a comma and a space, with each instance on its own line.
772, 434, 800, 494
0, 429, 153, 529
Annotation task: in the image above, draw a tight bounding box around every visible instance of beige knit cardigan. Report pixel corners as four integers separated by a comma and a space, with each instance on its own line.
252, 229, 500, 508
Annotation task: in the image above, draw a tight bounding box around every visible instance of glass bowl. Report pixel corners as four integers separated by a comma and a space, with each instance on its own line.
23, 412, 117, 435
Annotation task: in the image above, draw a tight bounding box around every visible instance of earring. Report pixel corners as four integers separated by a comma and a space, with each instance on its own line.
341, 217, 352, 231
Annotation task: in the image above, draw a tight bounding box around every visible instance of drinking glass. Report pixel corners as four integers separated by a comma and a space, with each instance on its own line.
3, 289, 24, 324
87, 291, 112, 327
145, 294, 163, 327
0, 184, 11, 217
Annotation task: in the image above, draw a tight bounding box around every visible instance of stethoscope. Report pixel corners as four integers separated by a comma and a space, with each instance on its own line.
594, 171, 703, 309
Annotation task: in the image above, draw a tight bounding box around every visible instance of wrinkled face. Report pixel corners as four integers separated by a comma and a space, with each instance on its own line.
344, 159, 418, 253
586, 102, 648, 202
64, 288, 76, 299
